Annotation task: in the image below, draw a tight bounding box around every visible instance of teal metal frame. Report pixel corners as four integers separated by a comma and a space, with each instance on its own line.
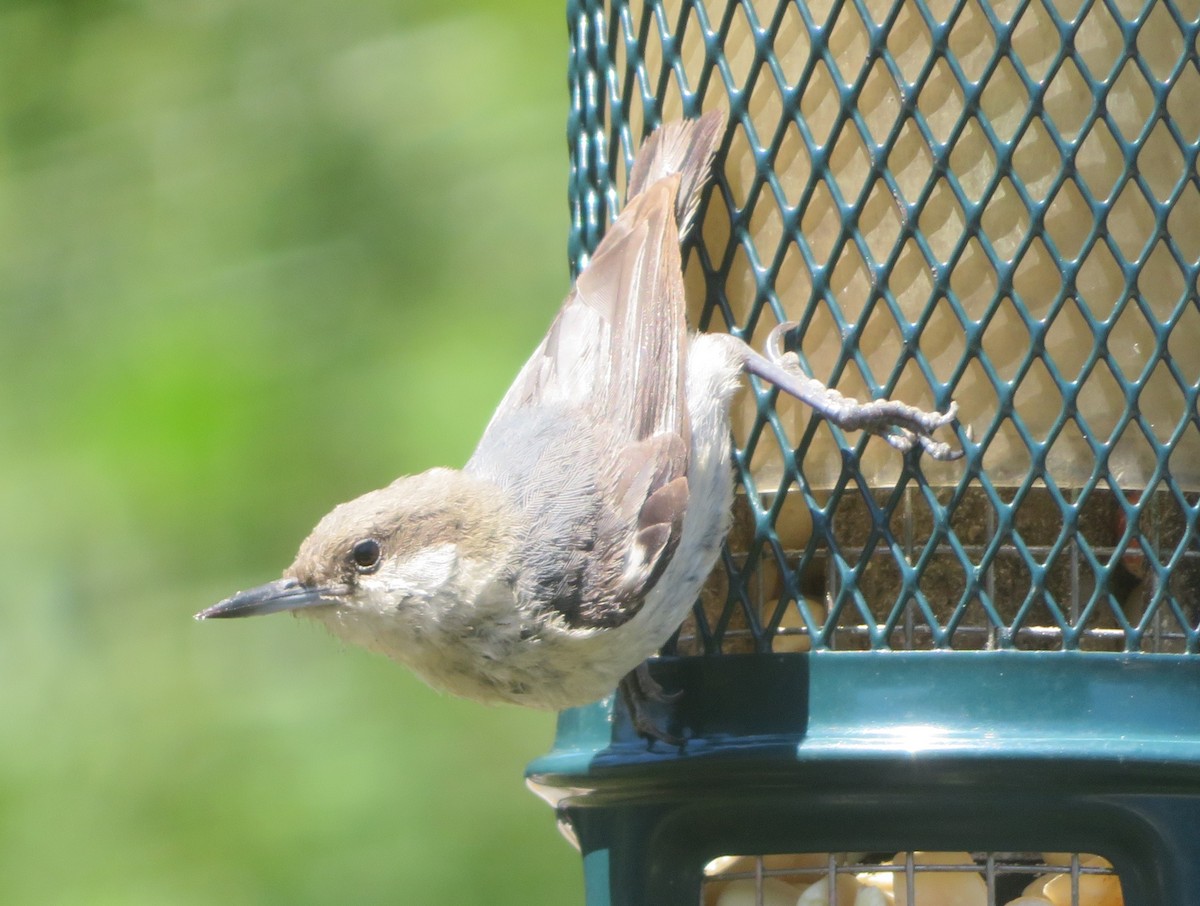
539, 0, 1200, 902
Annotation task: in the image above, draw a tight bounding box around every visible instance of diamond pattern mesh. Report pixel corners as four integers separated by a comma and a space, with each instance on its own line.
566, 0, 1200, 654
700, 851, 1122, 905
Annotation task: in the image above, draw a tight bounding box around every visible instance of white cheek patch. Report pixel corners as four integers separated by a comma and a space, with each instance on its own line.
375, 543, 458, 599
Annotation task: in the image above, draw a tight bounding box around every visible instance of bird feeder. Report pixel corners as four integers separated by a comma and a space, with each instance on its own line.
528, 0, 1200, 903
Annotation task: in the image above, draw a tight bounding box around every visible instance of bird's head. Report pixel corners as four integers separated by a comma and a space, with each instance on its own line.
196, 468, 517, 625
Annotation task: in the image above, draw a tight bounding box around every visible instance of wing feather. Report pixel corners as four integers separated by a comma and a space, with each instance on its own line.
466, 113, 723, 628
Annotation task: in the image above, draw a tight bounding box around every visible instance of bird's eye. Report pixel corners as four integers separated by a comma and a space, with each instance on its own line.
350, 538, 382, 573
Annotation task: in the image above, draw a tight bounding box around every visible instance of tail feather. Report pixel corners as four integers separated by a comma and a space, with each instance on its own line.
625, 109, 724, 236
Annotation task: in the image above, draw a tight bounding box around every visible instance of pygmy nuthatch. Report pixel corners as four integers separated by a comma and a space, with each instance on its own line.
198, 111, 959, 738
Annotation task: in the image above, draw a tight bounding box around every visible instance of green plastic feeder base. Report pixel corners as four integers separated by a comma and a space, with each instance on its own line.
527, 651, 1200, 905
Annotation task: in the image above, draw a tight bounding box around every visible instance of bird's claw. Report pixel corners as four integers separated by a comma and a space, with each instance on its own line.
618, 662, 686, 748
760, 321, 963, 461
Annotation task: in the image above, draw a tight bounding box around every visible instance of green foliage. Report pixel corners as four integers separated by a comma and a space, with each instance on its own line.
0, 0, 580, 901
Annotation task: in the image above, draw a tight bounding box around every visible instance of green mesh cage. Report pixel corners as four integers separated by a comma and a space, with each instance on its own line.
566, 0, 1199, 655
530, 1, 1200, 904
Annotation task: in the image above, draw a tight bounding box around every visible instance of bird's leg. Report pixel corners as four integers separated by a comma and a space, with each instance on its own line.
618, 661, 684, 748
731, 323, 963, 461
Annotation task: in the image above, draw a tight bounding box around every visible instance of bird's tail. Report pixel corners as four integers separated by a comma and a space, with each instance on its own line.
625, 109, 724, 237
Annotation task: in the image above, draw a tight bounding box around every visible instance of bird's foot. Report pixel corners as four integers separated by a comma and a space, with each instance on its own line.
734, 323, 964, 462
618, 662, 685, 748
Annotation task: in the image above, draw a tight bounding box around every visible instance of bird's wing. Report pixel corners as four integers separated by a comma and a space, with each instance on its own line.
479, 108, 724, 438
481, 177, 688, 441
467, 179, 691, 628
467, 112, 723, 628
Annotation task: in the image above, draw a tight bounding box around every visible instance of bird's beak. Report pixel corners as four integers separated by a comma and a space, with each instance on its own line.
195, 577, 346, 620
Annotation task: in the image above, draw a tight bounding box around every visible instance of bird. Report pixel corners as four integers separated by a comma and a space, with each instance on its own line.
197, 110, 958, 740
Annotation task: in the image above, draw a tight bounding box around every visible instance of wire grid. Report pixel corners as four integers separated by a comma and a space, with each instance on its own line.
699, 851, 1122, 905
566, 0, 1200, 654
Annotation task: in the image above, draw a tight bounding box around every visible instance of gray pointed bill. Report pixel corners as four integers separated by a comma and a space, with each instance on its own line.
195, 577, 347, 620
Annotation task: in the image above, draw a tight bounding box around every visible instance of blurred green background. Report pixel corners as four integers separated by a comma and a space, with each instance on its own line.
0, 0, 581, 902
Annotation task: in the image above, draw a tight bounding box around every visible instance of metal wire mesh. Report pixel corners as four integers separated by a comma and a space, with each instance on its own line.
700, 851, 1123, 905
566, 0, 1200, 655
